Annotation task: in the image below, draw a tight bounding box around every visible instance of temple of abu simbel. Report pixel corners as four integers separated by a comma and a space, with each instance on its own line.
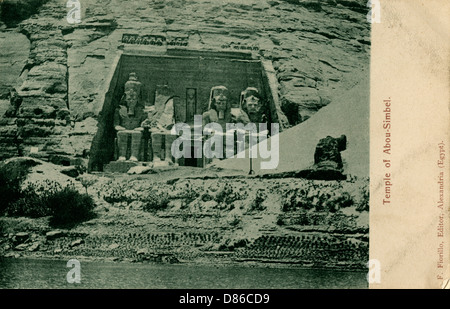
89, 36, 286, 173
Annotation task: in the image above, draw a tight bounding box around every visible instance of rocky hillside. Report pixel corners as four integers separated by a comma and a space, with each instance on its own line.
0, 0, 370, 165
0, 158, 369, 269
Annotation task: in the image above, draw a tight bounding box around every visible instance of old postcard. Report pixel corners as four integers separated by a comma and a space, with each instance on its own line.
370, 0, 449, 289
0, 0, 447, 291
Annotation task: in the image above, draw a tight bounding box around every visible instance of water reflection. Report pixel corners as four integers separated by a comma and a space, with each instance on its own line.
0, 258, 367, 289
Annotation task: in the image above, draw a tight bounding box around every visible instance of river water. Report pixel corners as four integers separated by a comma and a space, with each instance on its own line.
0, 258, 367, 289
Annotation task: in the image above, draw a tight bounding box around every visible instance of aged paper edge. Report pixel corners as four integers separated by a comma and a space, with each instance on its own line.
370, 0, 450, 289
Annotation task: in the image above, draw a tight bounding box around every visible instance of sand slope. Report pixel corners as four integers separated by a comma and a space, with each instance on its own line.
213, 69, 370, 178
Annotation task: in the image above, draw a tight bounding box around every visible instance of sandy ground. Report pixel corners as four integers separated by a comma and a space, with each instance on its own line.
214, 69, 370, 178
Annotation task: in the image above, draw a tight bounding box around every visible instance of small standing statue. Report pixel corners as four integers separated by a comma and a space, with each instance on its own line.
113, 73, 146, 161
140, 85, 176, 165
185, 88, 197, 122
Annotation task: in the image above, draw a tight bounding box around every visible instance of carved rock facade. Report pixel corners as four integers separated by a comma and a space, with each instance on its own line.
0, 0, 370, 169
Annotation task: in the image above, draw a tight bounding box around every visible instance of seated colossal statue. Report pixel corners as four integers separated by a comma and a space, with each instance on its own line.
202, 86, 250, 127
239, 87, 268, 124
114, 73, 147, 162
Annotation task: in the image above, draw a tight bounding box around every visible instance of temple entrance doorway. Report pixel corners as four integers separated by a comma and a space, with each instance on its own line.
180, 146, 203, 168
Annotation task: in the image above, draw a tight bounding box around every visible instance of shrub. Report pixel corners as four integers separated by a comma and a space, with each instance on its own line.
78, 174, 97, 194
0, 164, 96, 227
215, 183, 244, 206
356, 179, 370, 212
248, 189, 267, 212
276, 215, 284, 226
281, 181, 356, 213
307, 212, 328, 225
200, 192, 213, 202
102, 181, 137, 204
327, 212, 358, 231
142, 190, 170, 212
0, 160, 34, 215
227, 214, 241, 227
7, 180, 62, 218
47, 186, 96, 228
290, 212, 310, 225
281, 187, 311, 212
9, 192, 49, 218
183, 189, 198, 205
176, 183, 199, 206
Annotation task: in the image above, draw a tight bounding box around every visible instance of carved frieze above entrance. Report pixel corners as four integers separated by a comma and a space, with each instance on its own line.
121, 34, 189, 47
221, 42, 259, 51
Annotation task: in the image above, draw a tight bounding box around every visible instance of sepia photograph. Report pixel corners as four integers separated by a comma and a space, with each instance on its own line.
0, 0, 374, 290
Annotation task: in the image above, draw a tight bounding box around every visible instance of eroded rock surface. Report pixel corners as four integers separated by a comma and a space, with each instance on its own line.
0, 0, 370, 166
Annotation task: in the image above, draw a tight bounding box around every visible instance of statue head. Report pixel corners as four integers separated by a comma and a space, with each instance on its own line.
186, 88, 196, 100
208, 86, 229, 120
241, 87, 262, 120
314, 135, 347, 170
124, 73, 141, 116
128, 72, 138, 81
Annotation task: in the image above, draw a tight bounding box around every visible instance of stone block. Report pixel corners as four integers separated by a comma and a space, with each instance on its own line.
103, 161, 139, 173
28, 242, 40, 252
127, 165, 153, 175
14, 243, 28, 251
70, 239, 84, 248
46, 230, 64, 240
60, 166, 79, 178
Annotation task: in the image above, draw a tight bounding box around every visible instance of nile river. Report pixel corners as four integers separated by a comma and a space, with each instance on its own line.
0, 258, 367, 289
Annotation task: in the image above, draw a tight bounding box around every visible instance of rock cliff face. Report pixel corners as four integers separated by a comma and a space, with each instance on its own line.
0, 0, 370, 165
